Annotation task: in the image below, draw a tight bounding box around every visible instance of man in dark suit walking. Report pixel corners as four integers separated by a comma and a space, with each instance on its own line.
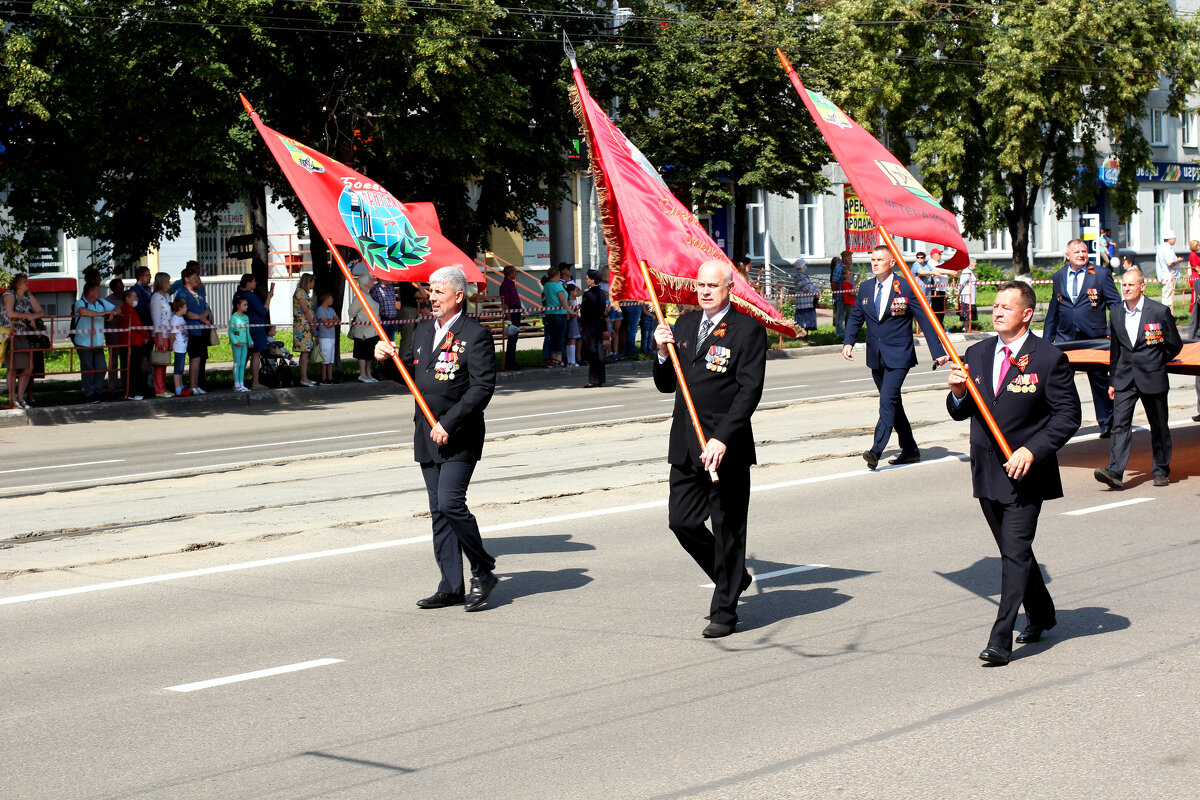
376, 266, 500, 612
1042, 238, 1122, 436
1095, 268, 1183, 489
843, 244, 948, 469
947, 281, 1081, 665
653, 259, 767, 638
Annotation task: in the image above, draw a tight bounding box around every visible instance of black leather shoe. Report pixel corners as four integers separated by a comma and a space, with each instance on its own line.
464, 572, 499, 611
978, 646, 1011, 665
1192, 414, 1200, 423
1016, 617, 1056, 643
862, 450, 880, 470
1153, 474, 1169, 487
888, 451, 921, 465
416, 591, 464, 609
1098, 429, 1111, 439
1094, 467, 1123, 488
702, 621, 736, 638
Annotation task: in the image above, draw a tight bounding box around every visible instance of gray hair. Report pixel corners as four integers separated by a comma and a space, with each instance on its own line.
699, 259, 734, 286
429, 266, 468, 295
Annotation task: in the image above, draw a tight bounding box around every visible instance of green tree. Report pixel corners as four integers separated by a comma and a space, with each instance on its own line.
583, 0, 837, 260
826, 0, 1200, 274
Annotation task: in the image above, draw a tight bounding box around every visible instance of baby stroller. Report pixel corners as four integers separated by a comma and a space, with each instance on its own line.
259, 339, 297, 388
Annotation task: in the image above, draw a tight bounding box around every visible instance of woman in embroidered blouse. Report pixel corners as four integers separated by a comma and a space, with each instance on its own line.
292, 273, 316, 387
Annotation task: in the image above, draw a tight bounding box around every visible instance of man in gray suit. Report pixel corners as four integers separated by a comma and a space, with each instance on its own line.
1095, 268, 1183, 489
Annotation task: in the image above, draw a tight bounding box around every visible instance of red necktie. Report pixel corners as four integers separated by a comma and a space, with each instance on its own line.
995, 346, 1011, 395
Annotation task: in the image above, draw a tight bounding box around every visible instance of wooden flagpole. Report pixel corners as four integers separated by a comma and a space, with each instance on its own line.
326, 237, 438, 428
875, 226, 1013, 460
639, 260, 719, 482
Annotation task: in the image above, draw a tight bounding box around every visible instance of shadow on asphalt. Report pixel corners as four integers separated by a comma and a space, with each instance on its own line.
488, 533, 596, 556
736, 561, 876, 632
486, 568, 593, 610
1012, 606, 1132, 661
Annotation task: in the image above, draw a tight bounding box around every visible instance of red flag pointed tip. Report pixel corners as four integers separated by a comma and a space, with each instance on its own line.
238, 93, 255, 116
776, 49, 794, 73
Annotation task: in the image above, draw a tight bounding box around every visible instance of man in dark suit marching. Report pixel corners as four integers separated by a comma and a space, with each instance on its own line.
376, 266, 500, 611
653, 260, 767, 638
1042, 238, 1122, 436
947, 281, 1081, 665
842, 244, 948, 469
1095, 268, 1183, 489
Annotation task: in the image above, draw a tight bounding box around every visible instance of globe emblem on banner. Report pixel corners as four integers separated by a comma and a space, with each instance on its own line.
338, 188, 431, 278
1101, 155, 1120, 187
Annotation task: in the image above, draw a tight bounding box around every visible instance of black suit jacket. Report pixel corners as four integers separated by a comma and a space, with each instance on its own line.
580, 286, 606, 334
396, 314, 496, 464
947, 333, 1081, 503
1109, 297, 1183, 395
1042, 264, 1121, 342
844, 275, 946, 369
653, 308, 767, 468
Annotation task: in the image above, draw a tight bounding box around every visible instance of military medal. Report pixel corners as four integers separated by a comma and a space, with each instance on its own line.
1144, 322, 1163, 345
1087, 287, 1100, 307
705, 345, 731, 373
890, 295, 908, 316
1007, 372, 1039, 394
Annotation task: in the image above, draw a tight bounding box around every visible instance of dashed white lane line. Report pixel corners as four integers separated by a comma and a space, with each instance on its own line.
701, 564, 829, 589
179, 431, 402, 455
489, 405, 622, 422
763, 384, 809, 392
0, 455, 969, 607
0, 459, 124, 475
1063, 497, 1155, 516
165, 658, 343, 692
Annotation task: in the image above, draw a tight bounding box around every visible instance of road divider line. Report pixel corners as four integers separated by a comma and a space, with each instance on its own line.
179, 431, 402, 455
0, 459, 123, 475
165, 658, 343, 692
489, 405, 622, 422
1063, 497, 1155, 516
702, 564, 829, 588
763, 384, 809, 392
0, 452, 970, 606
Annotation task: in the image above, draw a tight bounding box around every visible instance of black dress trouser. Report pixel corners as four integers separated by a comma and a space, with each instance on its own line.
979, 497, 1054, 652
420, 460, 495, 596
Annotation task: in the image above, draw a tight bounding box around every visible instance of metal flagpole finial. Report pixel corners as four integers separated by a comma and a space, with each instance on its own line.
563, 31, 577, 67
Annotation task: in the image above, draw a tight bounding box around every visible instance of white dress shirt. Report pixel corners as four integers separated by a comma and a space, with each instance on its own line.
993, 330, 1031, 393
658, 303, 730, 363
432, 311, 463, 350
1123, 298, 1144, 346
874, 274, 896, 321
1065, 267, 1087, 303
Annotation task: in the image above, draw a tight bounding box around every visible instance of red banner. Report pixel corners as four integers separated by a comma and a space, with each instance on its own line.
569, 67, 798, 336
240, 95, 486, 287
778, 54, 970, 271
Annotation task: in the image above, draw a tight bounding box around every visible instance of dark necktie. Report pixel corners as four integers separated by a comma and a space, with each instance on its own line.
699, 317, 713, 343
1070, 271, 1081, 302
875, 281, 884, 320
995, 346, 1012, 395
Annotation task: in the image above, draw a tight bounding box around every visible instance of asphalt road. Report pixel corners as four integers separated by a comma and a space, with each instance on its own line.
2, 426, 1198, 799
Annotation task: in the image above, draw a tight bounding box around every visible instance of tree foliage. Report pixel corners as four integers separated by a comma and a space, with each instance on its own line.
826, 0, 1200, 273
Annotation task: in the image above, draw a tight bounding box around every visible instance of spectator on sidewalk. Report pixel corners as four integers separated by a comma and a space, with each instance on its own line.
74, 281, 115, 403
169, 298, 190, 396
293, 273, 316, 387
229, 296, 251, 392
499, 265, 521, 370
541, 267, 568, 367
792, 259, 817, 333
104, 277, 125, 393
1186, 249, 1200, 423
397, 281, 422, 359
622, 289, 644, 357
234, 273, 274, 390
150, 272, 173, 398
581, 270, 607, 388
564, 279, 582, 367
639, 301, 656, 354
370, 273, 399, 346
1156, 230, 1183, 312
132, 266, 154, 392
314, 290, 339, 384
2, 273, 44, 409
348, 261, 380, 383
113, 288, 148, 400
958, 258, 978, 331
839, 268, 857, 334
832, 251, 851, 337
176, 265, 212, 395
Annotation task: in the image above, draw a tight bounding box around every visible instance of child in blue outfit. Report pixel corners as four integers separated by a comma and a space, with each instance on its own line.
228, 296, 250, 392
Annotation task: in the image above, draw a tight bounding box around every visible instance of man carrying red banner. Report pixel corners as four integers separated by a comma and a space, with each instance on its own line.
653, 260, 767, 639
842, 245, 948, 469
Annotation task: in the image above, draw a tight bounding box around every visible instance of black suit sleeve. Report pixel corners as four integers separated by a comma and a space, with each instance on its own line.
437, 324, 496, 435
1101, 268, 1122, 314
653, 355, 678, 394
1108, 311, 1123, 380
843, 287, 866, 346
712, 322, 767, 446
1022, 349, 1082, 462
1162, 305, 1184, 361
1042, 273, 1061, 340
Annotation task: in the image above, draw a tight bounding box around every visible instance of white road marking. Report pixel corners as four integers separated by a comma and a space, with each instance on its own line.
839, 377, 875, 383
0, 459, 123, 475
1063, 497, 1155, 516
701, 564, 829, 588
179, 431, 402, 455
489, 405, 622, 422
165, 658, 343, 692
763, 384, 809, 392
0, 454, 968, 606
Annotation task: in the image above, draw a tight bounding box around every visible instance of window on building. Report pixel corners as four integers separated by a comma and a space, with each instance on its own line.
745, 203, 764, 259
1185, 189, 1199, 244
985, 228, 1011, 253
1118, 218, 1133, 251
1153, 189, 1167, 240
1183, 111, 1195, 147
1149, 109, 1166, 146
797, 192, 819, 256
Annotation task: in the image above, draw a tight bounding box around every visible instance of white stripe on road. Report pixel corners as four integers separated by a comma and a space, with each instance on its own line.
489, 405, 622, 422
178, 431, 402, 455
763, 384, 809, 392
165, 658, 343, 692
1063, 497, 1155, 516
701, 564, 829, 589
0, 455, 968, 606
840, 377, 875, 383
0, 459, 123, 475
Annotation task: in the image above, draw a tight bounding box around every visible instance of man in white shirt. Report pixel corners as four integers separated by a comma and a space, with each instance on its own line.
1155, 230, 1183, 312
